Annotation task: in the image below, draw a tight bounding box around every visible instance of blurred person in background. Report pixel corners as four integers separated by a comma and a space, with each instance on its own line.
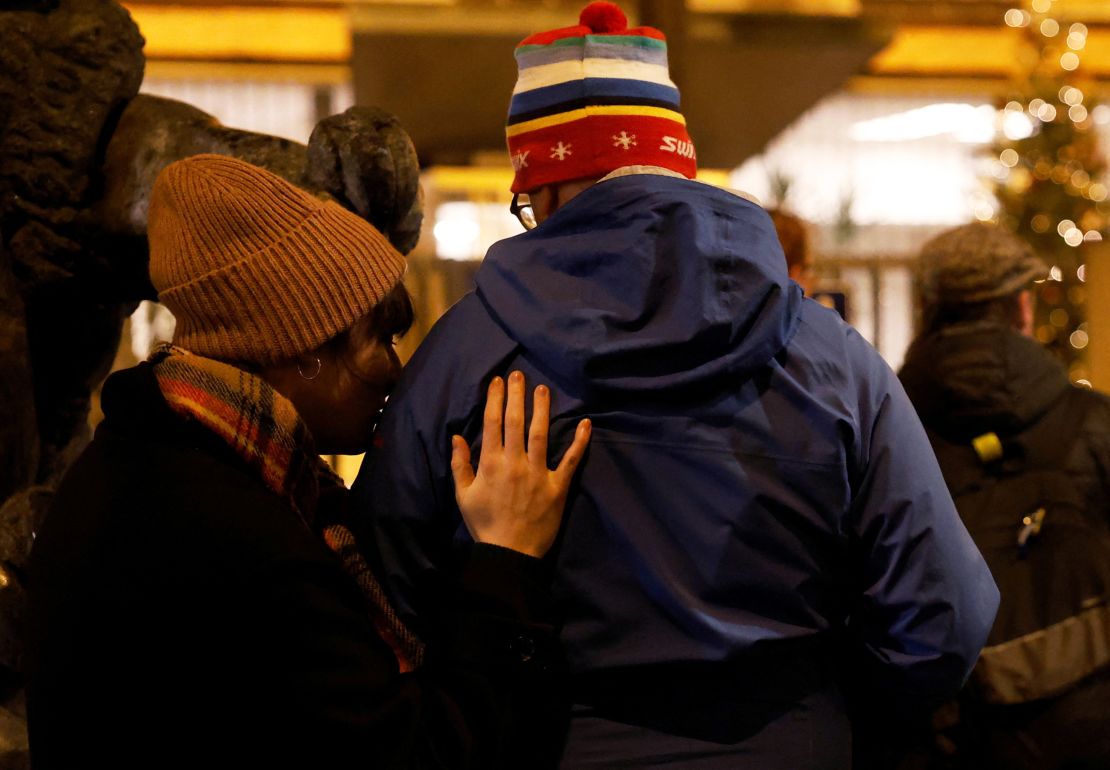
900, 222, 1110, 770
358, 4, 999, 768
27, 155, 590, 770
769, 207, 814, 295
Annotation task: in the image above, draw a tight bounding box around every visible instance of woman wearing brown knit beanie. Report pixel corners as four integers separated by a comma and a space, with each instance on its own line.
26, 154, 591, 769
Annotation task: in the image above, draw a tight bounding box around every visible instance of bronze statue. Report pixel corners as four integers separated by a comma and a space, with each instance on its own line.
0, 1, 422, 763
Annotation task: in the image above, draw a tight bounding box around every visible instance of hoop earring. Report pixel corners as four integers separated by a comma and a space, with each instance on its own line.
297, 356, 322, 381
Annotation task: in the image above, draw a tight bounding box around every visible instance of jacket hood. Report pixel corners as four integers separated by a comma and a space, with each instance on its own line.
474, 174, 803, 397
899, 321, 1069, 439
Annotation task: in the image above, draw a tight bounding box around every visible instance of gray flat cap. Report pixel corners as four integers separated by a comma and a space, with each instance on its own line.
916, 222, 1048, 305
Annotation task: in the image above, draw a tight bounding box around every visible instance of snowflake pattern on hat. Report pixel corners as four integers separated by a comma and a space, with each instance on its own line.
613, 131, 636, 149
550, 142, 573, 160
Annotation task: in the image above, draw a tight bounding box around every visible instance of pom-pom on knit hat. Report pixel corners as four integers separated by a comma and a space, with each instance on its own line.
916, 222, 1047, 306
148, 154, 407, 365
505, 1, 696, 193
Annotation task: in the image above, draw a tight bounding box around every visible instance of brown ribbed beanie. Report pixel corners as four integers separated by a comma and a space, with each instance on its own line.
148, 154, 407, 365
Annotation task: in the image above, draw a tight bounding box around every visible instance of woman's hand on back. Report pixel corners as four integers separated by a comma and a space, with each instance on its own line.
450, 371, 591, 558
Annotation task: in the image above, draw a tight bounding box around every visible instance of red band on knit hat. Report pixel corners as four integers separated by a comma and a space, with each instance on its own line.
507, 115, 696, 193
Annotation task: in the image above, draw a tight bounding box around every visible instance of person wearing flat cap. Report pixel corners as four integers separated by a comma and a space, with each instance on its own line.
899, 222, 1110, 770
356, 4, 999, 768
26, 154, 590, 769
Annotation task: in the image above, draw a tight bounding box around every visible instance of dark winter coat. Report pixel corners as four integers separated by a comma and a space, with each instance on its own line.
900, 321, 1110, 770
356, 173, 999, 768
26, 363, 558, 770
899, 321, 1110, 550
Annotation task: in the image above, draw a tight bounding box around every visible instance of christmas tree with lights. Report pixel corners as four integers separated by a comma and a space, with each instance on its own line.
989, 0, 1108, 381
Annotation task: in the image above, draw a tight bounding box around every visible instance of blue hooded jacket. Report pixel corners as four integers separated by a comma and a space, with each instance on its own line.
355, 173, 999, 768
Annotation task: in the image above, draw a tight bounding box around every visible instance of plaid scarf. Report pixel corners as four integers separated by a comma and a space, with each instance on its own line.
150, 344, 424, 671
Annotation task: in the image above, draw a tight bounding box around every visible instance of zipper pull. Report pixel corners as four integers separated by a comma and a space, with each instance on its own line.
1017, 507, 1046, 556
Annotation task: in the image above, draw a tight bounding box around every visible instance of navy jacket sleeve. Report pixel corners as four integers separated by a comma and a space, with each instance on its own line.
353, 295, 520, 637
845, 347, 1000, 703
357, 390, 461, 635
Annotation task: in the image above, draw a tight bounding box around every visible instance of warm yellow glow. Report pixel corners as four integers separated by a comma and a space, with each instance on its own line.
145, 60, 351, 84
124, 4, 350, 62
1050, 1, 1110, 21
327, 453, 364, 488
697, 169, 732, 188
426, 166, 516, 195
870, 26, 1110, 76
686, 0, 859, 15
1084, 242, 1110, 389
870, 27, 1018, 76
350, 6, 570, 34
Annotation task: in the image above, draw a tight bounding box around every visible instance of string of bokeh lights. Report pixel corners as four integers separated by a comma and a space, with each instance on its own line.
997, 0, 1104, 361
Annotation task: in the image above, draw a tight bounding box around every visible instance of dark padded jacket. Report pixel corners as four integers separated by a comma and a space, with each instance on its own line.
900, 321, 1110, 770
27, 363, 559, 770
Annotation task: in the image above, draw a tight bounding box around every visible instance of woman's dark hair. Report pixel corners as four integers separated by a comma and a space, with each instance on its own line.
367, 282, 415, 341
318, 282, 415, 362
235, 284, 415, 373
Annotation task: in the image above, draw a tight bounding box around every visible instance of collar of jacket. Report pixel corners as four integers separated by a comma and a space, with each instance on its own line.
148, 343, 342, 529
598, 165, 762, 206
899, 321, 1070, 439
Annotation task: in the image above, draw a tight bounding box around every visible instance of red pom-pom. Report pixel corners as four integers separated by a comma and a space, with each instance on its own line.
579, 2, 627, 33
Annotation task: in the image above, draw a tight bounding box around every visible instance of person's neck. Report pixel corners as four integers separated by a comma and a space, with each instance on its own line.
551, 178, 596, 213
534, 177, 597, 223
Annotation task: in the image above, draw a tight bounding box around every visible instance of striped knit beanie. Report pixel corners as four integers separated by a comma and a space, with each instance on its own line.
148, 154, 407, 365
506, 1, 696, 193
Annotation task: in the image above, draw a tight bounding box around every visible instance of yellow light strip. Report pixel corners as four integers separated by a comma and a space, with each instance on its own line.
870, 26, 1110, 77
425, 166, 515, 194
870, 27, 1018, 76
123, 4, 350, 62
1047, 1, 1110, 22
685, 0, 1110, 21
144, 59, 351, 84
350, 6, 571, 35
687, 0, 860, 16
507, 105, 686, 138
